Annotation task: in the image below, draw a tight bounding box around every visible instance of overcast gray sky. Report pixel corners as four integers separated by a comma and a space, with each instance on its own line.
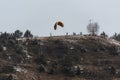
0, 0, 120, 36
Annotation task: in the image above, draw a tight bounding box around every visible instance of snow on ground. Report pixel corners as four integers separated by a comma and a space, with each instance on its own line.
108, 38, 120, 46
14, 66, 27, 73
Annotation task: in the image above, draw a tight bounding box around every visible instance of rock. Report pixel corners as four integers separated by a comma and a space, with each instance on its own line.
3, 46, 7, 51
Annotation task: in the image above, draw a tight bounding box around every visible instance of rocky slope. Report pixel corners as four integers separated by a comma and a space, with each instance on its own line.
0, 35, 120, 80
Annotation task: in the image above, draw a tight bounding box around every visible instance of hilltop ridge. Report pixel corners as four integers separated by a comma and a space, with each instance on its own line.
0, 35, 120, 80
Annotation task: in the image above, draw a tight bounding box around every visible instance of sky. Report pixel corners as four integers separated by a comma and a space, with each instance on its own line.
0, 0, 120, 36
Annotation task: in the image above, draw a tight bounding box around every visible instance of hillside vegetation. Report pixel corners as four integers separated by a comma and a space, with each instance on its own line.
0, 35, 120, 80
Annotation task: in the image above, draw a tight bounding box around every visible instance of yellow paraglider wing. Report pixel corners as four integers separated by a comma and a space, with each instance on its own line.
57, 21, 64, 27
54, 21, 64, 30
54, 22, 58, 30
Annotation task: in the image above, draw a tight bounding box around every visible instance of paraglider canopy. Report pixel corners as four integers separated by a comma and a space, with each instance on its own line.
54, 21, 64, 30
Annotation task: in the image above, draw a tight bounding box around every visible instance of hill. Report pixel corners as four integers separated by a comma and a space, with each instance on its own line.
0, 35, 120, 80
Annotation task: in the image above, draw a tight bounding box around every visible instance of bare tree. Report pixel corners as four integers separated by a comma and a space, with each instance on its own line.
87, 21, 99, 35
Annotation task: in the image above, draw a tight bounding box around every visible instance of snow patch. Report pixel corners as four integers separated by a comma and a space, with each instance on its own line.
14, 67, 27, 73
108, 39, 120, 46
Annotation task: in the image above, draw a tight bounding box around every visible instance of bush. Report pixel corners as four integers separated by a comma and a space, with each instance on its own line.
34, 55, 47, 65
38, 64, 46, 72
0, 66, 15, 74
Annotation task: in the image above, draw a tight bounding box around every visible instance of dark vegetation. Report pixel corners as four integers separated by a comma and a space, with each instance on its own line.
112, 32, 120, 41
